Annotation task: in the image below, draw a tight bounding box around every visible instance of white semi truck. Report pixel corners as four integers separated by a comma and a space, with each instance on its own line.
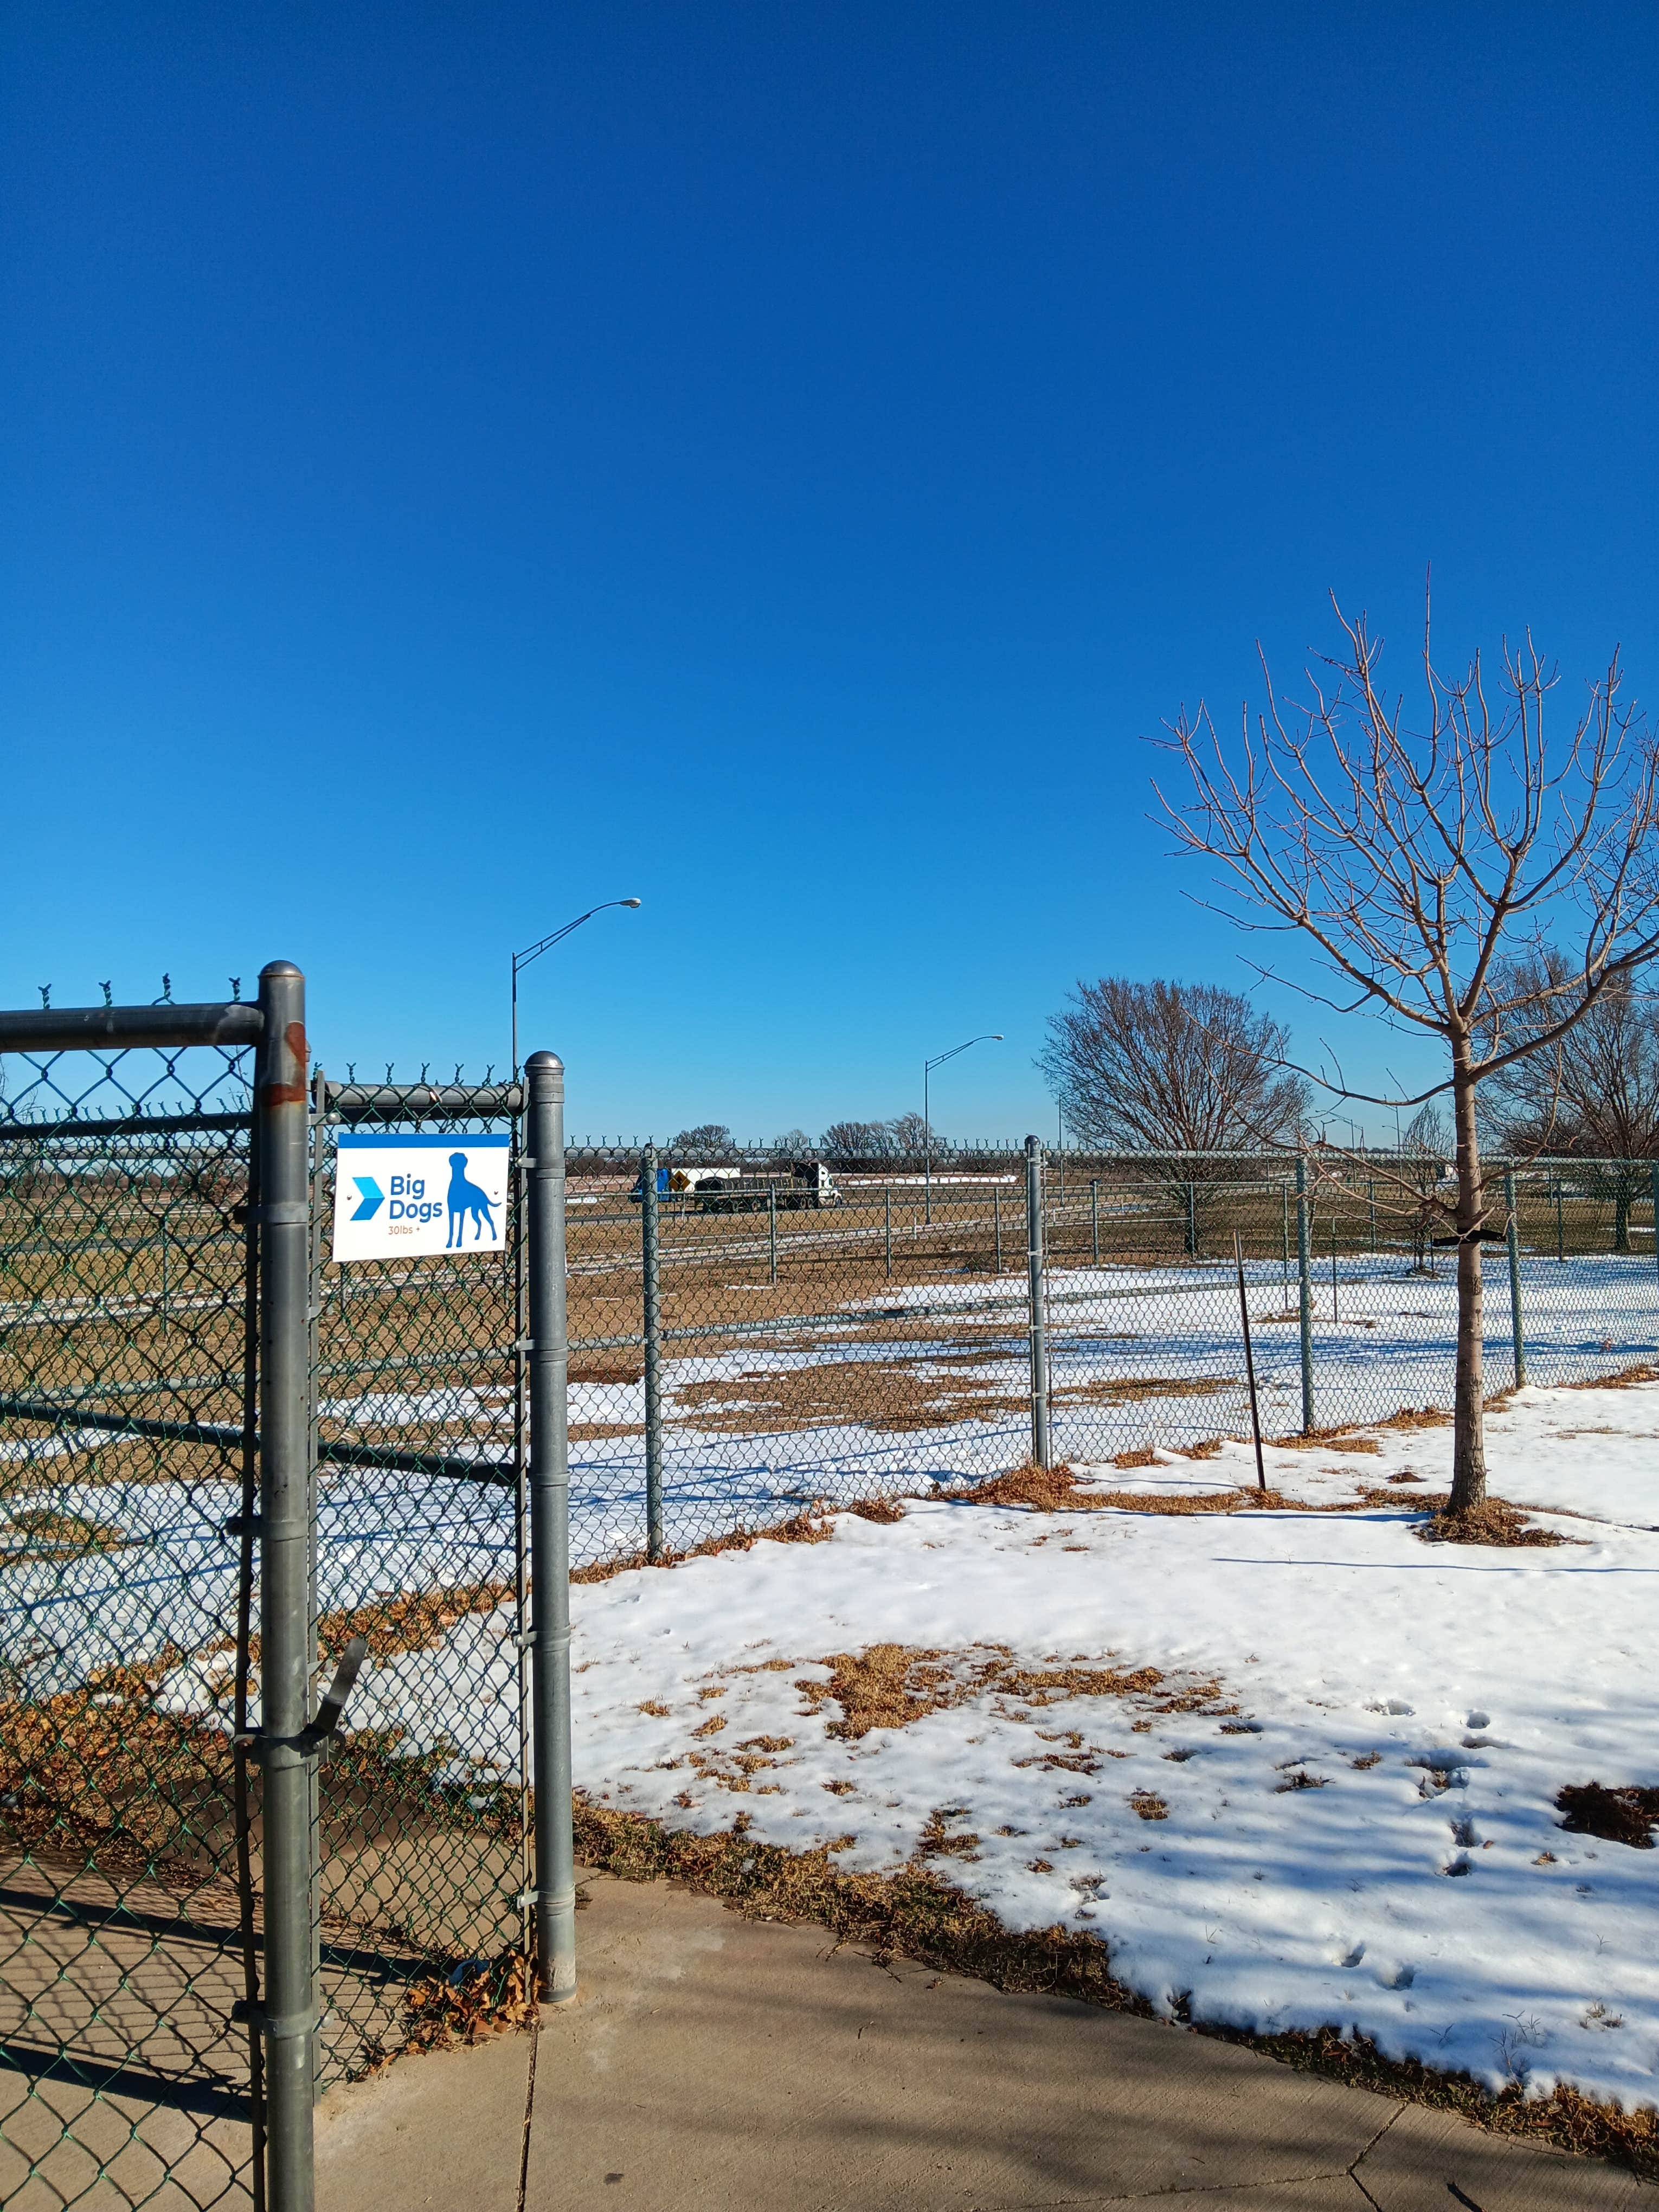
631, 1160, 841, 1213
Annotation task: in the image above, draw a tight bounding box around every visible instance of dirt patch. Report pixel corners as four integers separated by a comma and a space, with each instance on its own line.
1555, 1782, 1659, 1849
1111, 1449, 1160, 1469
1129, 1790, 1168, 1821
569, 1422, 648, 1441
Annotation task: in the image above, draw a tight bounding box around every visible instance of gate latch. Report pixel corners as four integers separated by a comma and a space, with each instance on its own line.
304, 1635, 369, 1747
235, 1635, 369, 1763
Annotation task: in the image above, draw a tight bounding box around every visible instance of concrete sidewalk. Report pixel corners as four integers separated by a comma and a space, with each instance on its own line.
316, 1872, 1647, 2211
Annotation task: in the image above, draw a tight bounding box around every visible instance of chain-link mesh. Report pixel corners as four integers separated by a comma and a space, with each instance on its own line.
562, 1143, 1659, 1566
0, 1046, 259, 2212
564, 1148, 1043, 1564
1048, 1154, 1659, 1459
7, 1050, 1656, 2207
307, 1087, 529, 2082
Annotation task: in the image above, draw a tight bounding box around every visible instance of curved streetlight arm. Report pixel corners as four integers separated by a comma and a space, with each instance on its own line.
511, 899, 642, 1075
922, 1033, 1002, 1224
514, 899, 642, 978
924, 1033, 1004, 1078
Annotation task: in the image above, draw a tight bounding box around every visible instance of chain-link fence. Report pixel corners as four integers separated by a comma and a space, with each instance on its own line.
4, 972, 1656, 2212
560, 1142, 1659, 1566
306, 1072, 532, 2086
0, 1028, 263, 2212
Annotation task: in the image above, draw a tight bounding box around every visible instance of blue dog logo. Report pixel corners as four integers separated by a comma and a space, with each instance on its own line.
446, 1152, 500, 1248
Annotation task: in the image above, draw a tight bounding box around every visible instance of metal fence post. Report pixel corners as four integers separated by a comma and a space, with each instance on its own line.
1556, 1174, 1565, 1263
1025, 1135, 1051, 1468
768, 1182, 777, 1285
1652, 1164, 1659, 1295
1281, 1184, 1290, 1296
1185, 1181, 1197, 1259
526, 1052, 577, 2004
1090, 1178, 1099, 1265
254, 961, 317, 2212
1295, 1151, 1315, 1433
640, 1146, 664, 1562
992, 1186, 1001, 1274
884, 1184, 892, 1280
1505, 1167, 1525, 1388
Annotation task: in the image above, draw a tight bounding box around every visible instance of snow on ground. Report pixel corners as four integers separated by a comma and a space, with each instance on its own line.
548, 1381, 1659, 2108
14, 1373, 1659, 2104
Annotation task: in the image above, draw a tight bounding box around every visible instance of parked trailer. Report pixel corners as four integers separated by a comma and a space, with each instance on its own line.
700, 1162, 840, 1213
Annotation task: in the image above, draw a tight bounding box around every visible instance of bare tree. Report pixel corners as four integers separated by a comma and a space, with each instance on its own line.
821, 1120, 896, 1158
670, 1123, 734, 1155
1039, 976, 1307, 1152
1158, 600, 1659, 1516
1481, 953, 1659, 1250
887, 1110, 933, 1156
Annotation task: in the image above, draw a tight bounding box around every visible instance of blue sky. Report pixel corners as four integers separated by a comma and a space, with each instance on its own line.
4, 4, 1654, 1141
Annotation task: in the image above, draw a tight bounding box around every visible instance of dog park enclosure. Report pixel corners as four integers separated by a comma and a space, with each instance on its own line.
3, 970, 1657, 2209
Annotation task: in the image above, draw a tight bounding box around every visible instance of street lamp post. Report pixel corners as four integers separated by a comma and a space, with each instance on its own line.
923, 1034, 1003, 1225
511, 901, 642, 1078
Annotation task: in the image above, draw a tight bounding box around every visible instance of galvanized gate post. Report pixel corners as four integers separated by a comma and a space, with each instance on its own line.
640, 1144, 664, 1563
525, 1053, 577, 2004
1025, 1135, 1051, 1469
1295, 1152, 1315, 1434
254, 961, 318, 2212
1505, 1168, 1526, 1388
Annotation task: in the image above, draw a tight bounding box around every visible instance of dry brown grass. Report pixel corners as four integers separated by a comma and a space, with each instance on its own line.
794, 1643, 1182, 1740
1567, 1364, 1659, 1391
313, 1581, 516, 1661
574, 1797, 1141, 2008
956, 1463, 1298, 1517
1416, 1500, 1570, 1549
1555, 1782, 1659, 1849
672, 1354, 1030, 1435
0, 1506, 128, 1554
1267, 1430, 1383, 1454
1054, 1374, 1234, 1407
573, 1799, 1659, 2182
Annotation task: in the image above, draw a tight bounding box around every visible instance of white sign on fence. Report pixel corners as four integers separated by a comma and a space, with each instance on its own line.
331, 1131, 511, 1263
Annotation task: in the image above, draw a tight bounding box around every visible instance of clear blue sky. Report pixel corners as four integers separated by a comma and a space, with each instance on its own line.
5, 5, 1654, 1142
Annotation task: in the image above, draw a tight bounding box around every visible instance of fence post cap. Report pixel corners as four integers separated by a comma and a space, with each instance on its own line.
258, 959, 304, 981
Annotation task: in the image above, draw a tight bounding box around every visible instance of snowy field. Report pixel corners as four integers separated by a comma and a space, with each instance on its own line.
4, 1252, 1656, 1699
9, 1344, 1659, 2107
375, 1378, 1659, 2110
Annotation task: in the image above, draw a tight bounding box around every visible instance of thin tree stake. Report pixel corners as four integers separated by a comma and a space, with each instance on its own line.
1234, 1231, 1267, 1492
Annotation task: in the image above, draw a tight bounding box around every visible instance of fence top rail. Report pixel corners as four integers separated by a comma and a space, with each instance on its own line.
0, 1108, 251, 1143
0, 1001, 262, 1054
323, 1079, 523, 1122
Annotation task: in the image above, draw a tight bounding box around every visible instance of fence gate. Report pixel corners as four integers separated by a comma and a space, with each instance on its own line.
0, 984, 267, 2211
1, 973, 579, 2212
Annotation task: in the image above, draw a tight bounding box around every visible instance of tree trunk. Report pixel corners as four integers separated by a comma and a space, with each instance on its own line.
1448, 1044, 1488, 1514
1613, 1178, 1631, 1255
